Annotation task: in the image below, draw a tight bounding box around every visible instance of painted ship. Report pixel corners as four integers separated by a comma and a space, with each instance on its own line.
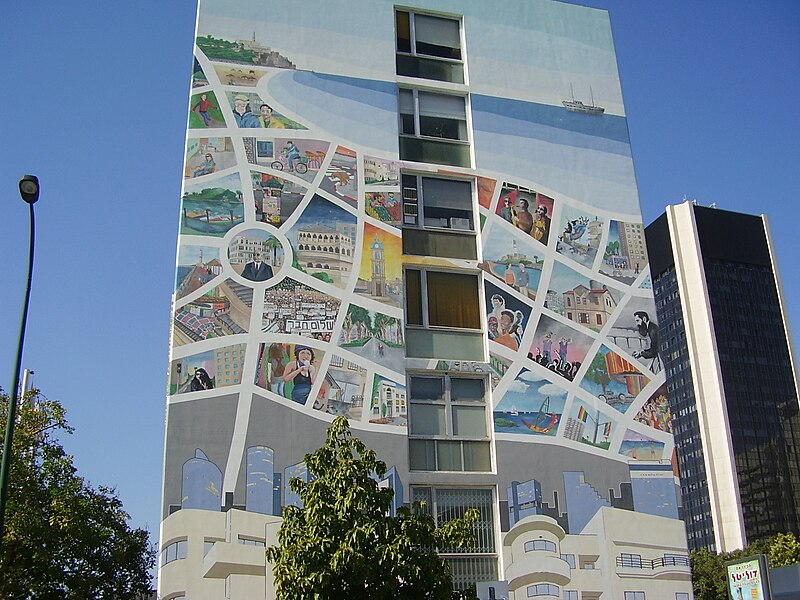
563, 84, 605, 115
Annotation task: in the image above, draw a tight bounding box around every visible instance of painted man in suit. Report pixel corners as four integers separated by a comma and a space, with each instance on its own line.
242, 252, 273, 282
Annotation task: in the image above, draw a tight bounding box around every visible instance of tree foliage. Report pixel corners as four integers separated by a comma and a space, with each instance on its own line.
0, 390, 154, 599
266, 416, 478, 599
690, 533, 800, 600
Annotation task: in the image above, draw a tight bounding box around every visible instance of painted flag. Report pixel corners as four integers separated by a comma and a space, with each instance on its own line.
577, 406, 588, 422
603, 422, 612, 436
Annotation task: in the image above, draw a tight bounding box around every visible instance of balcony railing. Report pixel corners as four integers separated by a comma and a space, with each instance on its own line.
616, 555, 690, 569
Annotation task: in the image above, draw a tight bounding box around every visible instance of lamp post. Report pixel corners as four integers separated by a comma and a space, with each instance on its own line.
0, 175, 40, 543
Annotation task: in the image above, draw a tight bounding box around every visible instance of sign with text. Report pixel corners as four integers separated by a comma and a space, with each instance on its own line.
725, 554, 772, 600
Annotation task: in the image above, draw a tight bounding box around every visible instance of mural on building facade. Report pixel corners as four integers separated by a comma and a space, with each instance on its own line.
168, 344, 246, 395
251, 171, 306, 225
480, 225, 543, 301
246, 138, 329, 183
175, 244, 222, 300
228, 228, 284, 282
185, 137, 236, 178
556, 206, 604, 269
188, 91, 224, 128
261, 278, 340, 338
365, 191, 401, 228
356, 224, 402, 307
180, 173, 244, 237
172, 279, 251, 347
485, 281, 533, 352
313, 354, 369, 420
601, 220, 650, 285
495, 183, 555, 247
580, 345, 650, 414
339, 303, 404, 373
528, 315, 593, 382
620, 429, 666, 460
255, 341, 325, 406
494, 370, 568, 437
369, 374, 407, 426
547, 261, 622, 332
162, 5, 688, 598
323, 146, 358, 205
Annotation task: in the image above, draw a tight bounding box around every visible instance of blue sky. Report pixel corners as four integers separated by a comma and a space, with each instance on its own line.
2, 0, 798, 568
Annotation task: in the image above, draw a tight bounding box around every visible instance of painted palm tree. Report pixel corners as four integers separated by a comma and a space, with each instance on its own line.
263, 235, 282, 266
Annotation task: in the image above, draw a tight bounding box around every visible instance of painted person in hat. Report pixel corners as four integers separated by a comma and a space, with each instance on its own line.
232, 94, 261, 128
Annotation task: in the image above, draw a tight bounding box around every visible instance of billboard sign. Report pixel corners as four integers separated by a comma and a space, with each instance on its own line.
726, 555, 772, 600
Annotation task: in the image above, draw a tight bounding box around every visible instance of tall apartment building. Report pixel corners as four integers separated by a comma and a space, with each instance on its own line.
160, 1, 694, 598
646, 202, 800, 552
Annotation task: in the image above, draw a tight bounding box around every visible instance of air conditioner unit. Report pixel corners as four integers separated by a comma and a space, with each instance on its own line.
450, 217, 471, 230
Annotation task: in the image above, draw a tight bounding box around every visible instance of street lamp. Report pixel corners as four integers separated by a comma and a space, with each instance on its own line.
0, 175, 40, 543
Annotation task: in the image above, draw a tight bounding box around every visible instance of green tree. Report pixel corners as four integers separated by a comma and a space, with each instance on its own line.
690, 548, 727, 600
769, 532, 800, 568
0, 390, 154, 599
690, 535, 791, 600
584, 351, 611, 397
266, 416, 478, 599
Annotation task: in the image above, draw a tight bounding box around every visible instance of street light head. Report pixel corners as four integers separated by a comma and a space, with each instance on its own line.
18, 175, 40, 204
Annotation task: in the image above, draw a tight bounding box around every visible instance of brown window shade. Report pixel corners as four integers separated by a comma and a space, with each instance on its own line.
426, 271, 480, 328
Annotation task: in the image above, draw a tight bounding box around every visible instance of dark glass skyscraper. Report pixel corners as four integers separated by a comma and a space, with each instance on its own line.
646, 202, 800, 552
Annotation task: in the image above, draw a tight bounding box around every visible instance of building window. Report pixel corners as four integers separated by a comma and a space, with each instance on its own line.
160, 539, 188, 566
408, 375, 491, 472
524, 539, 557, 553
561, 554, 576, 569
399, 89, 467, 142
402, 174, 474, 230
398, 88, 470, 167
401, 173, 476, 259
675, 594, 690, 600
563, 591, 578, 600
406, 269, 481, 330
238, 536, 266, 547
396, 10, 464, 84
624, 593, 645, 600
527, 583, 560, 597
411, 487, 497, 590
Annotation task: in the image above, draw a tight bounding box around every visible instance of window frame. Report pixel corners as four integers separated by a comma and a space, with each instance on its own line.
395, 9, 465, 84
526, 583, 560, 597
524, 539, 557, 553
401, 172, 476, 231
399, 88, 470, 145
408, 373, 492, 472
160, 538, 188, 567
405, 267, 483, 331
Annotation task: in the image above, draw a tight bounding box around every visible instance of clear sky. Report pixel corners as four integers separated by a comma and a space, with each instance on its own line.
2, 0, 798, 570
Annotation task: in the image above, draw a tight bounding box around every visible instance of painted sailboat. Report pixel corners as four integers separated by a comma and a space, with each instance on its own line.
520, 397, 559, 433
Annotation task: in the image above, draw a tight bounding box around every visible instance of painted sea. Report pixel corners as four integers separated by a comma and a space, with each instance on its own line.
494, 410, 561, 437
